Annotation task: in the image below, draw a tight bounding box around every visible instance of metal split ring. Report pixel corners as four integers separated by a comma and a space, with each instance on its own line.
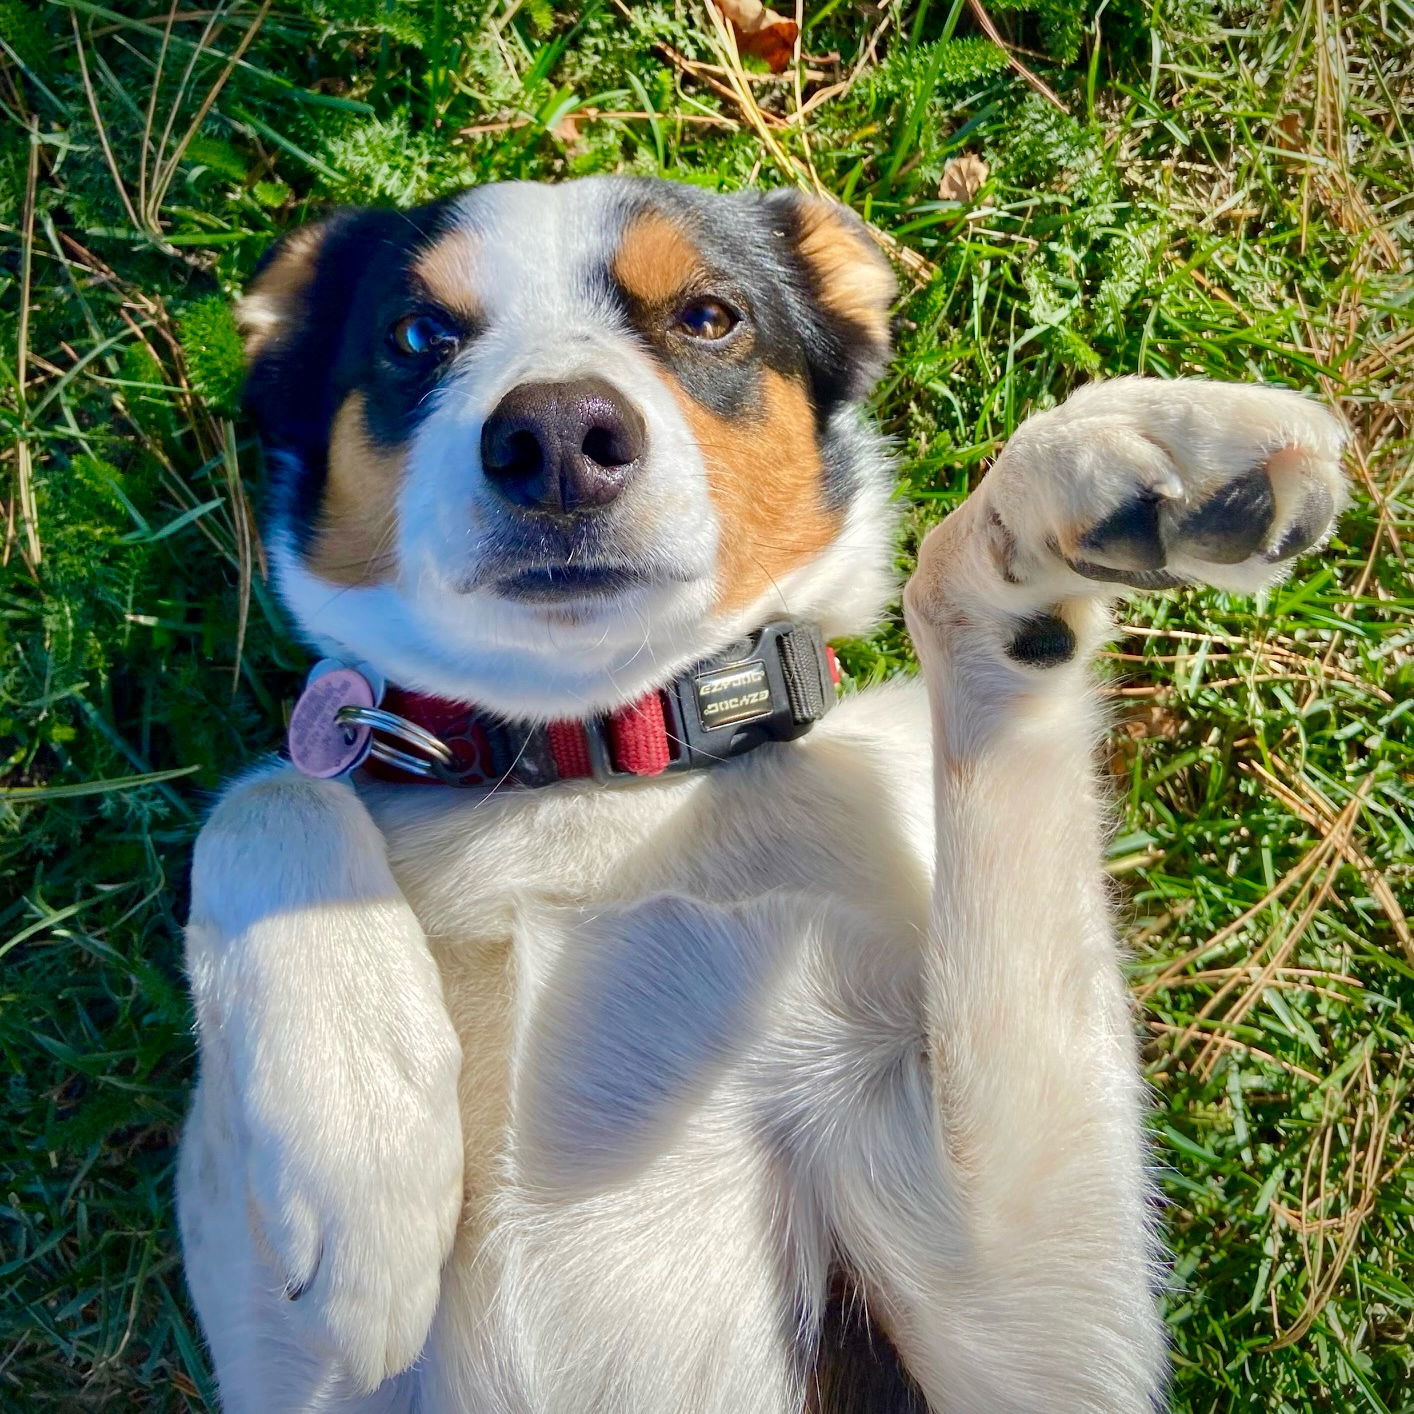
336, 705, 456, 779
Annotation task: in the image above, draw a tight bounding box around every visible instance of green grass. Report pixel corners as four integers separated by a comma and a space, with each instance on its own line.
2, 0, 1411, 1408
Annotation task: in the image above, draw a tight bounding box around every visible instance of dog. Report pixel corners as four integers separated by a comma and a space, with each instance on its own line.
176, 175, 1347, 1413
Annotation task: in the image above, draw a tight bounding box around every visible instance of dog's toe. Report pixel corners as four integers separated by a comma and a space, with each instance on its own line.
1066, 441, 1340, 589
1067, 486, 1186, 587
1076, 491, 1168, 572
1263, 452, 1338, 561
1170, 467, 1275, 564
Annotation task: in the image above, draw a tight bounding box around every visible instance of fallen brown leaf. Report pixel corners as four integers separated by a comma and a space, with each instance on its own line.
1276, 111, 1304, 151
1117, 704, 1184, 741
712, 0, 799, 74
550, 112, 587, 156
938, 154, 990, 203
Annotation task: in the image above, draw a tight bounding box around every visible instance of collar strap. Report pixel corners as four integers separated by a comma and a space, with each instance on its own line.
287, 620, 840, 790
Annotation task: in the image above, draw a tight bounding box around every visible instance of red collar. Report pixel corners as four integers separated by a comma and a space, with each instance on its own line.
287, 620, 840, 789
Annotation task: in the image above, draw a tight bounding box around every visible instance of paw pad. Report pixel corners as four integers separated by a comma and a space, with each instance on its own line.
1066, 451, 1335, 587
1078, 491, 1168, 573
1172, 468, 1273, 564
1006, 612, 1076, 668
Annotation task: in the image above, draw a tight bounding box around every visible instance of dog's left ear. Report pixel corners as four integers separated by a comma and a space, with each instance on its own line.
236, 207, 415, 466
762, 190, 897, 407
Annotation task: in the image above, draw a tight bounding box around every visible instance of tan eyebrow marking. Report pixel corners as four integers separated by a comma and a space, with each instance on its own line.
613, 209, 705, 307
411, 228, 483, 324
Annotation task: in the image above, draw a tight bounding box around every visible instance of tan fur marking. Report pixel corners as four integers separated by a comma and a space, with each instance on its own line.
412, 229, 483, 324
794, 200, 894, 346
672, 369, 840, 613
236, 222, 327, 356
613, 210, 704, 307
306, 392, 402, 587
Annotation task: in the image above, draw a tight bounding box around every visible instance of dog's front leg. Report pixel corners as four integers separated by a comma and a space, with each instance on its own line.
893, 378, 1347, 1411
177, 763, 462, 1407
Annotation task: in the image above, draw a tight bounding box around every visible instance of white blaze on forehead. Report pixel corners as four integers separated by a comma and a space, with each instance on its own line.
414, 179, 685, 422
440, 179, 631, 332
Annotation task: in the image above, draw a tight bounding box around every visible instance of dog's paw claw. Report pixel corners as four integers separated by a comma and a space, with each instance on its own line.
282, 1251, 319, 1303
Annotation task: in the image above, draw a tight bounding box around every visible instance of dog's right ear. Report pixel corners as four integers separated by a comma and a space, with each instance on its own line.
237, 208, 407, 462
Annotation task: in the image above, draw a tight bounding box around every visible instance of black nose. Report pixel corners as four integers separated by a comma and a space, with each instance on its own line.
479, 378, 647, 516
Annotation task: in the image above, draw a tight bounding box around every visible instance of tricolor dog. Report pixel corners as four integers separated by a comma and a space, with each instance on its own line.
177, 176, 1347, 1413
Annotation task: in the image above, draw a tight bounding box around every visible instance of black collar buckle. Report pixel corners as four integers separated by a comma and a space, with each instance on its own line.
661, 619, 836, 772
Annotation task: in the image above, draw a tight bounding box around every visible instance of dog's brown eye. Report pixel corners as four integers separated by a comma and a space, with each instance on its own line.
672, 298, 739, 342
390, 313, 459, 359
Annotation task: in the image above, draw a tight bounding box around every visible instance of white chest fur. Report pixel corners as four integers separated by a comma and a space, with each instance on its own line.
366, 676, 935, 952
359, 677, 935, 1210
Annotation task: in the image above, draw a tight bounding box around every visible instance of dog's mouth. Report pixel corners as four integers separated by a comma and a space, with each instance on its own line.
492, 563, 657, 603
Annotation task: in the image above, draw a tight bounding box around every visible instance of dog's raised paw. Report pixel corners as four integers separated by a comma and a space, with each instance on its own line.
984, 377, 1348, 598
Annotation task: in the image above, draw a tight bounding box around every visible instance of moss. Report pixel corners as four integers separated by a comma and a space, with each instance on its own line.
0, 0, 51, 74
177, 297, 246, 419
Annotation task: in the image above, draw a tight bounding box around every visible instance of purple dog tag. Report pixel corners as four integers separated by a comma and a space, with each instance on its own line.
288, 666, 376, 778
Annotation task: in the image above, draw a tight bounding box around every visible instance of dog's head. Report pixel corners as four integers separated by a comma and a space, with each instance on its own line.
240, 177, 897, 718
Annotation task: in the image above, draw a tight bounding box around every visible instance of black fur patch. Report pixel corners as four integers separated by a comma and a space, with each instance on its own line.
242, 196, 465, 551
810, 1270, 928, 1414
